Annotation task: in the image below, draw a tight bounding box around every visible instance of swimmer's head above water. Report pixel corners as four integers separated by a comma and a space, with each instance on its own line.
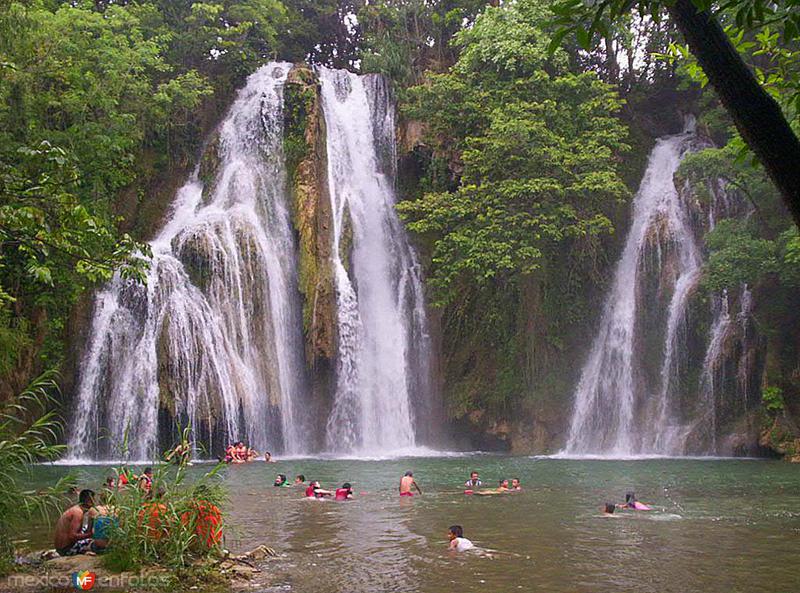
603, 503, 615, 514
448, 525, 464, 539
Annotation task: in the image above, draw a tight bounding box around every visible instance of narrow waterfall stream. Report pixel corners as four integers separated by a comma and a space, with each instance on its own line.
564, 128, 703, 455
67, 63, 308, 460
318, 67, 433, 454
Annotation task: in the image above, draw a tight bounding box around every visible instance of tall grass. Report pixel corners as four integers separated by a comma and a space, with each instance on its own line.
0, 371, 75, 574
100, 460, 227, 572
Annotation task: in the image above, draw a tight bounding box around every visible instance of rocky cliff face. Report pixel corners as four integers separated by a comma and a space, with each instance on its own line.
283, 66, 340, 440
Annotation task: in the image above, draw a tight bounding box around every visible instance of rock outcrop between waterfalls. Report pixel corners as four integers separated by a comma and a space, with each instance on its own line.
285, 66, 337, 367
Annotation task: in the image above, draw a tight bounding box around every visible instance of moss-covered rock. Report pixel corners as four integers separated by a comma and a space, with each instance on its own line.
285, 66, 337, 366
197, 132, 222, 205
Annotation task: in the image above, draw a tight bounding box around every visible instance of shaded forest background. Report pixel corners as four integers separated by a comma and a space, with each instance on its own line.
1, 0, 798, 454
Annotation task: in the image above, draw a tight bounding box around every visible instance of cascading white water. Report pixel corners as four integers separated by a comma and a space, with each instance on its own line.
564, 129, 702, 455
318, 67, 433, 454
67, 63, 308, 460
695, 290, 732, 451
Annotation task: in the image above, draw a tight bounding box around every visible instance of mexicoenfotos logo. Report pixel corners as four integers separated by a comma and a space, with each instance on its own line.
71, 570, 97, 591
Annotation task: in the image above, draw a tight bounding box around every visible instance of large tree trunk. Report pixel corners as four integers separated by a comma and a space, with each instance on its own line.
668, 0, 800, 227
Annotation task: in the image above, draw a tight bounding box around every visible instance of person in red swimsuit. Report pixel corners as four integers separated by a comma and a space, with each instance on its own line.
399, 471, 422, 497
304, 481, 332, 499
334, 483, 354, 501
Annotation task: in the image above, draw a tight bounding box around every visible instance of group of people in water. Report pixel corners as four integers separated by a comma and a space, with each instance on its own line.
271, 473, 354, 500
602, 491, 652, 514
462, 471, 522, 495
52, 452, 654, 558
223, 441, 273, 464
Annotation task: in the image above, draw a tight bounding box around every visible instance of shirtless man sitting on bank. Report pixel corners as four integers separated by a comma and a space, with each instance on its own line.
53, 489, 95, 556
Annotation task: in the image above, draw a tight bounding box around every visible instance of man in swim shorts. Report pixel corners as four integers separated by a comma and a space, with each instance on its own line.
399, 471, 422, 496
53, 489, 95, 556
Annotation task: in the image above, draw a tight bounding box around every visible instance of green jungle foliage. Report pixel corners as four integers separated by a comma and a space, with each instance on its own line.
0, 0, 339, 391
0, 371, 75, 574
396, 0, 631, 418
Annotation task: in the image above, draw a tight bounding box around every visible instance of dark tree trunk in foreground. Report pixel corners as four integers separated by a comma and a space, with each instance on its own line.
668, 0, 800, 227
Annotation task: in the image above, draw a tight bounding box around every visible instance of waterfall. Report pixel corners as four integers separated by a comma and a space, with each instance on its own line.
318, 67, 433, 454
67, 63, 308, 460
564, 129, 702, 455
695, 291, 732, 451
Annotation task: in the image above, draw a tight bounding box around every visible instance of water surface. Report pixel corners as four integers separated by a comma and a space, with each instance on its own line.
27, 456, 800, 593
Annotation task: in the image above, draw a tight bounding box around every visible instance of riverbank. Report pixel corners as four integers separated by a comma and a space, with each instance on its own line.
2, 545, 279, 592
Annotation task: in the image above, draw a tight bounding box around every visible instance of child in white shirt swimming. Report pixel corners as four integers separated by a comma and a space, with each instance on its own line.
448, 525, 475, 552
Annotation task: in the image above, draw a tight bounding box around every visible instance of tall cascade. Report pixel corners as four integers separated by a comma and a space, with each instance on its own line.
67, 63, 308, 460
318, 67, 433, 454
564, 128, 704, 455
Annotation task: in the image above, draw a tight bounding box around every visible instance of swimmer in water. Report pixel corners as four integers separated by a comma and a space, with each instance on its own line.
304, 481, 332, 499
335, 483, 354, 500
602, 502, 616, 515
447, 525, 475, 552
510, 478, 521, 491
464, 471, 482, 489
399, 471, 422, 497
619, 491, 652, 511
273, 474, 291, 487
294, 474, 306, 486
473, 479, 510, 496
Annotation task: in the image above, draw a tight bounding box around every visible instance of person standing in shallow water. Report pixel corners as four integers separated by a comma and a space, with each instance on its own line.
465, 471, 482, 489
399, 471, 422, 496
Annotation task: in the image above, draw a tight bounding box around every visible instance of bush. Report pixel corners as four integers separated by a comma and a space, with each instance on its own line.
100, 462, 227, 573
762, 386, 785, 414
